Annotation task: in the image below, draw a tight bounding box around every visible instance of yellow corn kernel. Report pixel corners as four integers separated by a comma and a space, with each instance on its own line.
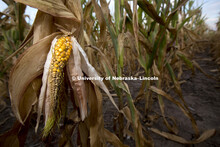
61, 52, 65, 57
61, 45, 66, 50
59, 48, 64, 52
55, 52, 60, 56
57, 58, 61, 62
55, 46, 59, 50
66, 37, 70, 41
54, 64, 58, 68
66, 53, 70, 58
56, 43, 61, 47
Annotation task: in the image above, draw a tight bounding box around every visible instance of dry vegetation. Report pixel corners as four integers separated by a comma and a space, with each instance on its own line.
0, 0, 219, 147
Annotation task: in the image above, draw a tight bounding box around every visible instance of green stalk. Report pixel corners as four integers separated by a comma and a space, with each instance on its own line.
115, 0, 120, 35
126, 93, 140, 147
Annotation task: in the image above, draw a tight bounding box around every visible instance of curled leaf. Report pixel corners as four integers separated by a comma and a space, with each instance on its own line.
71, 37, 120, 112
9, 32, 60, 124
104, 129, 129, 147
150, 128, 216, 144
67, 43, 87, 120
15, 0, 78, 20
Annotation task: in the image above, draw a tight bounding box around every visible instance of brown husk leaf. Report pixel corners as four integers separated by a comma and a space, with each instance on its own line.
9, 32, 60, 124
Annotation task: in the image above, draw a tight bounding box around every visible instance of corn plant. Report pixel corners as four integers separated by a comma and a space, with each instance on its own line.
0, 0, 217, 147
0, 0, 27, 78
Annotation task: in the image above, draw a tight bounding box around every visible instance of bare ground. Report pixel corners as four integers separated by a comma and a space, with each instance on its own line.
103, 48, 220, 147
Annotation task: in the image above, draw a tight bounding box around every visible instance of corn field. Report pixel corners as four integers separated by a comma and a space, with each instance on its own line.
0, 0, 220, 147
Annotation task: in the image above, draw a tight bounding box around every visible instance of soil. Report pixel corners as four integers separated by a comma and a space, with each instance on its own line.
0, 47, 220, 147
148, 48, 220, 147
104, 47, 220, 147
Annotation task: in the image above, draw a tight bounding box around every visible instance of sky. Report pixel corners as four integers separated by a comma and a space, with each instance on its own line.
194, 0, 220, 30
0, 0, 220, 30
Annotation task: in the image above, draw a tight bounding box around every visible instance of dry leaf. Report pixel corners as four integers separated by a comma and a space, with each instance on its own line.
15, 0, 78, 20
149, 86, 199, 135
67, 45, 87, 121
104, 129, 128, 147
150, 128, 216, 144
71, 37, 120, 112
87, 81, 105, 146
9, 32, 60, 124
19, 77, 41, 122
91, 0, 107, 46
66, 0, 82, 21
33, 11, 56, 43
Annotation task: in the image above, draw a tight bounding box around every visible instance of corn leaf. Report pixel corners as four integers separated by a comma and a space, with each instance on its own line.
67, 49, 87, 121
14, 0, 78, 21
150, 128, 215, 144
137, 0, 165, 26
9, 32, 59, 124
177, 52, 194, 70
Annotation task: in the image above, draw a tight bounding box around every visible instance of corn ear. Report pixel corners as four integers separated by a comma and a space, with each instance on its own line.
43, 36, 72, 137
